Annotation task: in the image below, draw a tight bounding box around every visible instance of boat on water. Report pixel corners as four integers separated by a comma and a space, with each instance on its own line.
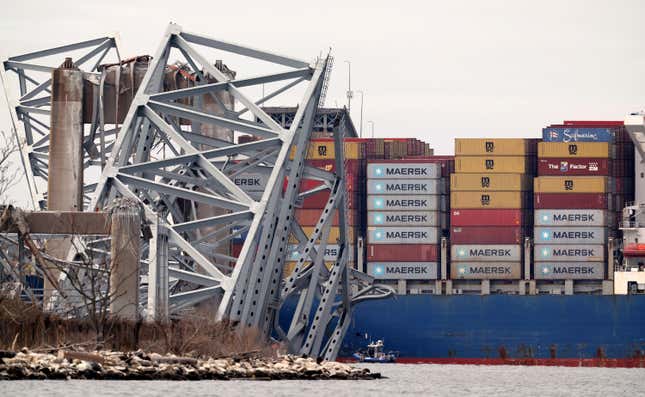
352, 340, 398, 363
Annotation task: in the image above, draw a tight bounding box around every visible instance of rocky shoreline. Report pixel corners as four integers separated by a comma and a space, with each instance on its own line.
0, 349, 380, 381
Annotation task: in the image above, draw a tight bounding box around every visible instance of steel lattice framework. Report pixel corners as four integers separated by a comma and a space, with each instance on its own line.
2, 23, 392, 359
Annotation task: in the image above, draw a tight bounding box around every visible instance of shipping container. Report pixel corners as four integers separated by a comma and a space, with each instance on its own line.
368, 226, 439, 244
542, 127, 617, 142
455, 138, 532, 156
537, 142, 612, 158
298, 208, 361, 226
287, 244, 355, 261
534, 262, 605, 280
537, 158, 611, 176
534, 209, 608, 227
450, 262, 522, 280
451, 244, 522, 262
367, 195, 440, 211
534, 244, 605, 262
450, 191, 529, 209
454, 156, 533, 174
284, 261, 337, 277
450, 226, 524, 244
289, 139, 365, 161
367, 262, 439, 280
288, 226, 355, 244
534, 193, 611, 209
450, 209, 526, 226
367, 179, 445, 195
367, 244, 438, 261
368, 211, 439, 227
534, 176, 611, 193
367, 162, 442, 179
450, 173, 532, 191
534, 226, 607, 244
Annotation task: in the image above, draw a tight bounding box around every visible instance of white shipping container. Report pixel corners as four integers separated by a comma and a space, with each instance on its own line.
534, 244, 605, 262
367, 163, 442, 179
367, 195, 440, 211
368, 211, 439, 227
367, 179, 445, 195
368, 226, 439, 244
451, 244, 522, 262
534, 227, 607, 244
367, 262, 438, 280
534, 262, 605, 280
534, 209, 608, 227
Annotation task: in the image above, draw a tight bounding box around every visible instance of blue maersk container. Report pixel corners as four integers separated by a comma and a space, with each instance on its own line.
542, 127, 616, 142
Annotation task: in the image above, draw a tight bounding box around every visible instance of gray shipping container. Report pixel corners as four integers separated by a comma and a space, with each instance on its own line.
534, 244, 605, 262
368, 226, 439, 244
451, 244, 522, 262
367, 179, 445, 195
534, 209, 608, 227
451, 262, 522, 280
368, 163, 442, 179
534, 227, 607, 245
367, 195, 440, 211
367, 262, 438, 280
368, 211, 439, 227
534, 262, 605, 280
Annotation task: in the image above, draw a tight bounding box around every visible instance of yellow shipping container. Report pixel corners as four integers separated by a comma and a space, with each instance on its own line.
455, 138, 530, 156
289, 227, 355, 244
289, 140, 364, 160
538, 142, 612, 158
534, 176, 611, 193
450, 173, 532, 191
450, 191, 527, 209
454, 156, 531, 174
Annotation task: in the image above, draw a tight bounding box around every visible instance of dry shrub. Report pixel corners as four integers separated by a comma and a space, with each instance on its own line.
0, 294, 275, 358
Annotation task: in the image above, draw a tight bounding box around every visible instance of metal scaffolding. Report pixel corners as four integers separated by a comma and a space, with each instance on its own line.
2, 22, 392, 359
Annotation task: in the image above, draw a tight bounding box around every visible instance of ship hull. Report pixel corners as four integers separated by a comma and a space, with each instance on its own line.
339, 295, 645, 367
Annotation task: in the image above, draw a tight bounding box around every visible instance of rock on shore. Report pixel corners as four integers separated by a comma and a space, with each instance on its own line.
0, 349, 380, 381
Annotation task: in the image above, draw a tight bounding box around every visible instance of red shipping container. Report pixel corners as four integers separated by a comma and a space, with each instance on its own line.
367, 244, 439, 261
450, 226, 524, 244
306, 159, 336, 172
295, 208, 359, 226
537, 158, 611, 176
533, 193, 610, 209
450, 209, 525, 226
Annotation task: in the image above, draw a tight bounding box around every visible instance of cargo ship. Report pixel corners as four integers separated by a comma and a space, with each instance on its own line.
265, 109, 645, 367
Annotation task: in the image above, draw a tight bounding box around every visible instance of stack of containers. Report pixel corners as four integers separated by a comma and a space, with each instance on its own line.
283, 138, 365, 275
533, 126, 616, 282
450, 139, 536, 282
365, 160, 443, 283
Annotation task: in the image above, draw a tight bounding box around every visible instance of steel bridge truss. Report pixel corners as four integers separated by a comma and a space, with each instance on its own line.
2, 23, 393, 359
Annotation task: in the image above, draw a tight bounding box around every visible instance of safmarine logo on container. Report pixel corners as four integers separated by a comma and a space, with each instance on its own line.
560, 161, 569, 172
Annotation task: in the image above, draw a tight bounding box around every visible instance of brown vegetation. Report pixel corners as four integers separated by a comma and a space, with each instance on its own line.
0, 294, 274, 358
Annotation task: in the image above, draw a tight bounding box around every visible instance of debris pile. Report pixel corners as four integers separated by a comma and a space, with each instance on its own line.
0, 349, 379, 381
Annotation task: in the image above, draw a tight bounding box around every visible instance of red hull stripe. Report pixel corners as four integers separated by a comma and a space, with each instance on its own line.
338, 357, 645, 368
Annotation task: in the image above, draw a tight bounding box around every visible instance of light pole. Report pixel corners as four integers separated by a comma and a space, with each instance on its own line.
368, 120, 375, 138
357, 90, 364, 137
345, 60, 353, 112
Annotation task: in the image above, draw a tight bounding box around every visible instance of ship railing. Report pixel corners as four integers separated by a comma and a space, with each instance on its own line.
621, 220, 644, 229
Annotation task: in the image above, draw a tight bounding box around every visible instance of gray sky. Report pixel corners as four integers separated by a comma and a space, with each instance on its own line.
1, 0, 644, 205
